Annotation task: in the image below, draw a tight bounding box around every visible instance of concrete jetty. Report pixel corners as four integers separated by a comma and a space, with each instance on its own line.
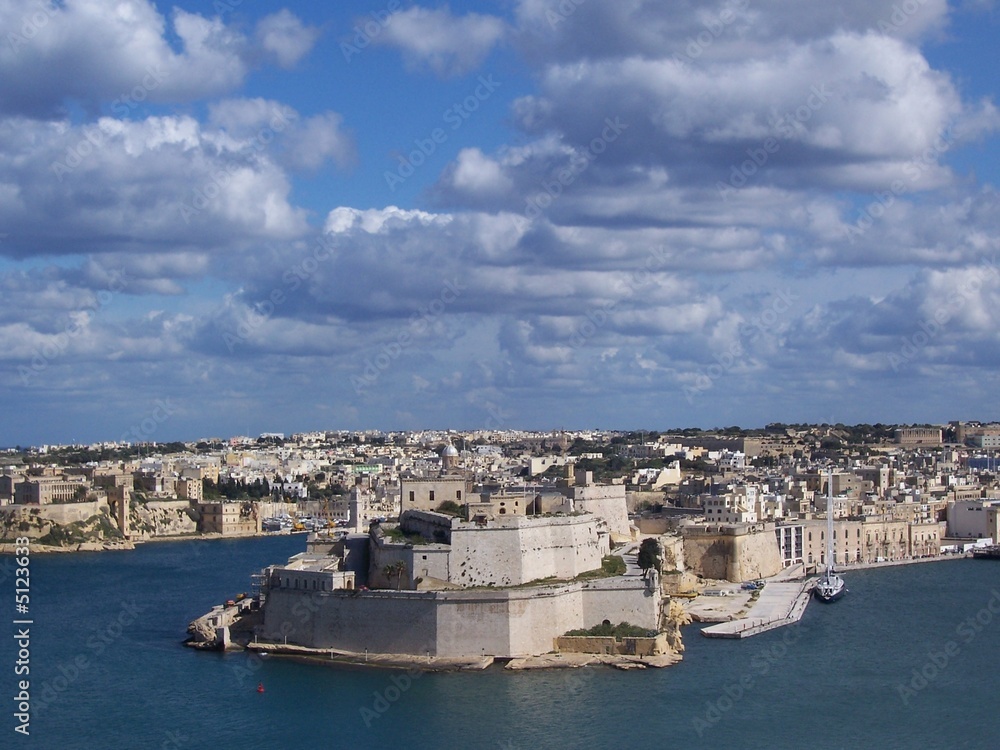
700, 578, 814, 639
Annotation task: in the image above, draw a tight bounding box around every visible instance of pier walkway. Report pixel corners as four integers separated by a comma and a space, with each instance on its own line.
700, 578, 814, 639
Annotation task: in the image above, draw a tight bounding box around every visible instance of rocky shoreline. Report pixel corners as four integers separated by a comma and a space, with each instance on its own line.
0, 530, 269, 555
0, 539, 137, 554
237, 640, 682, 672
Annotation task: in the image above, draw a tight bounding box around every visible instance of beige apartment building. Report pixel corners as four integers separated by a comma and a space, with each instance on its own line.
801, 516, 940, 567
14, 475, 91, 504
197, 501, 261, 535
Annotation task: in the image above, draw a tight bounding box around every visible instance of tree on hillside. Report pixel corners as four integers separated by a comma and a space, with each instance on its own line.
637, 538, 662, 572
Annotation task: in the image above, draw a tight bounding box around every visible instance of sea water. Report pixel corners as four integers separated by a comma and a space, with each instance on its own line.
5, 535, 999, 750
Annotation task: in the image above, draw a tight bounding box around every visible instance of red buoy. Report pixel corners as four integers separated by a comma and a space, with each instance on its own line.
257, 683, 265, 693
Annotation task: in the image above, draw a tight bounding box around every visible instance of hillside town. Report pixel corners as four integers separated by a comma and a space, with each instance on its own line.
2, 422, 999, 562
4, 421, 1000, 666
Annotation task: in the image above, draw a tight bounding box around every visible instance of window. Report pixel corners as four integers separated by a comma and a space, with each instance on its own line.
409, 491, 414, 503
456, 490, 462, 500
429, 490, 435, 503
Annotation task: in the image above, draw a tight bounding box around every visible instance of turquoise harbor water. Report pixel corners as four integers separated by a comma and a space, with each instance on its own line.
4, 535, 999, 750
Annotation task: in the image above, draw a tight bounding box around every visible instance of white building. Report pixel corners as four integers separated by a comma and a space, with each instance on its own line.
947, 500, 1000, 539
703, 494, 757, 524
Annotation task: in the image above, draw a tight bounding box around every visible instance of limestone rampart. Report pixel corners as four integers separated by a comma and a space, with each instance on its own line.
260, 577, 658, 659
0, 500, 108, 540
682, 524, 782, 582
448, 514, 607, 587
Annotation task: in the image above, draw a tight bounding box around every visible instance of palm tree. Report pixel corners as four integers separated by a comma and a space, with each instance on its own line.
382, 561, 407, 590
392, 560, 407, 590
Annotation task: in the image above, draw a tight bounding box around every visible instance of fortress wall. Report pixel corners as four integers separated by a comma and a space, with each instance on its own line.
435, 594, 513, 658
30, 500, 107, 525
730, 530, 783, 581
449, 525, 524, 587
574, 491, 631, 538
400, 510, 453, 542
262, 578, 654, 658
579, 579, 659, 631
636, 517, 671, 535
682, 526, 782, 582
504, 589, 584, 657
517, 517, 605, 583
262, 589, 440, 655
682, 534, 732, 580
449, 516, 605, 587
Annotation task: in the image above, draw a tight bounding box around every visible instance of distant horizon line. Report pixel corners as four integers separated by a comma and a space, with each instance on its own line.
3, 419, 995, 452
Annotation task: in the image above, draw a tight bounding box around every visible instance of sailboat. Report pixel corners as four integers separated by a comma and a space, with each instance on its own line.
813, 468, 846, 603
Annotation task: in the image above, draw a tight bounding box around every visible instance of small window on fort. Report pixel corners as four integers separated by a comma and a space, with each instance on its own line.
409, 491, 415, 503
456, 490, 462, 500
429, 491, 435, 503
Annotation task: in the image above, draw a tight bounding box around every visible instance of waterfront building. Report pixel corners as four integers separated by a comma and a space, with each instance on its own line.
799, 516, 940, 567
775, 523, 804, 567
197, 501, 261, 535
947, 499, 1000, 539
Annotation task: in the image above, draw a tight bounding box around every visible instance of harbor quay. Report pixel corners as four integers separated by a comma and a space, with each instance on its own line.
694, 552, 972, 638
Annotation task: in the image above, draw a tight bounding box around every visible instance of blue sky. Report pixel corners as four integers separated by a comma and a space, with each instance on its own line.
1, 0, 999, 445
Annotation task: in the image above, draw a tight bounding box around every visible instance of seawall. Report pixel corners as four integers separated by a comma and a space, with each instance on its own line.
260, 576, 658, 659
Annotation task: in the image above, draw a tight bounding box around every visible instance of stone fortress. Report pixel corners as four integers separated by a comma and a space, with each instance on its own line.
255, 455, 669, 662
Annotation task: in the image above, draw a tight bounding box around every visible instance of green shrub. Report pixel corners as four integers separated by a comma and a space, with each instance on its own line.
564, 621, 657, 639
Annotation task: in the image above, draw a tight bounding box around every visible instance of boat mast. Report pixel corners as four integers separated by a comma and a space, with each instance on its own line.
826, 467, 834, 575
